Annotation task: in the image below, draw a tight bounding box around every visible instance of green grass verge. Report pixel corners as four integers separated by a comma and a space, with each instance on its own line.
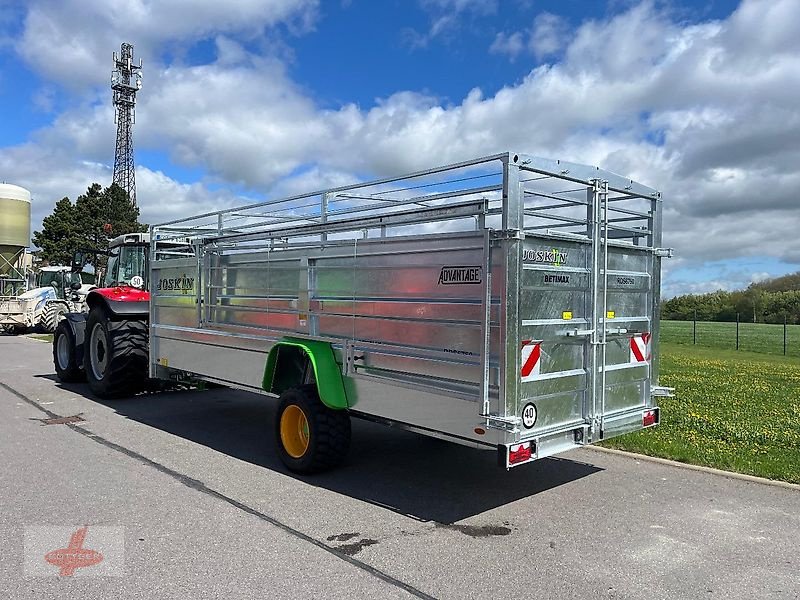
602, 342, 800, 484
27, 334, 54, 343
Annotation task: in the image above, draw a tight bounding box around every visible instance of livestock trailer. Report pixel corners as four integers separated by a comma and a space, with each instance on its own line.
146, 152, 670, 471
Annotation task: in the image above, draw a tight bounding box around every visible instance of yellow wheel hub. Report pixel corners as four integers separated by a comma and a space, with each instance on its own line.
280, 404, 310, 458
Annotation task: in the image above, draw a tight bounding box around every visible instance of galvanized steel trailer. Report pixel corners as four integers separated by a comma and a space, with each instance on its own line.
149, 152, 670, 471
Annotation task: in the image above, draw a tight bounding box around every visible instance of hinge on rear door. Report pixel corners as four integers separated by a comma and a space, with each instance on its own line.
490, 229, 523, 241
655, 248, 674, 258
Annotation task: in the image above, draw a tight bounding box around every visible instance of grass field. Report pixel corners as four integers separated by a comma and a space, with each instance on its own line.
661, 319, 800, 358
604, 342, 800, 484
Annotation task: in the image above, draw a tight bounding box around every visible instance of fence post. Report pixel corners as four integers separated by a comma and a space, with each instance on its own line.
736, 313, 740, 351
785, 316, 787, 356
693, 310, 697, 345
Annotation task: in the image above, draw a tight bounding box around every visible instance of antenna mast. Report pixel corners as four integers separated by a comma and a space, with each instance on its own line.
111, 42, 142, 207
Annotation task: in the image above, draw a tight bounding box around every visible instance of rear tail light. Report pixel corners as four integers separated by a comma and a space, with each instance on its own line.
508, 442, 533, 465
643, 409, 658, 427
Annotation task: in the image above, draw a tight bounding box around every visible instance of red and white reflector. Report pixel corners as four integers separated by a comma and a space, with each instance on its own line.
643, 409, 658, 427
630, 332, 652, 363
508, 442, 533, 465
520, 340, 542, 382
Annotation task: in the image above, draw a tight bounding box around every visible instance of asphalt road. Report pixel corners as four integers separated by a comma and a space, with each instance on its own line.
1, 334, 797, 599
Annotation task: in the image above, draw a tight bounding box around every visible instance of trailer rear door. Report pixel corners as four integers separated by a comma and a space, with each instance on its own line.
593, 243, 656, 439
586, 177, 660, 440
511, 174, 661, 455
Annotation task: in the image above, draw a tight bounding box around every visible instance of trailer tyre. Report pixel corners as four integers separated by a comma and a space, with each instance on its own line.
53, 320, 85, 382
84, 308, 148, 399
275, 385, 350, 474
42, 302, 69, 333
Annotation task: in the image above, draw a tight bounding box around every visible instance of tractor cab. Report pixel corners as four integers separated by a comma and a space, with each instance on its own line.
104, 233, 149, 289
71, 233, 150, 291
37, 267, 83, 300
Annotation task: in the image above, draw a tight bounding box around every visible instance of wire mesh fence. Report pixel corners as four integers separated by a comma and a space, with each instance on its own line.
661, 319, 800, 358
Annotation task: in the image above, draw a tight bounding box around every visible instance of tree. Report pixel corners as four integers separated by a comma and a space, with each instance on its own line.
32, 197, 81, 266
32, 183, 147, 271
73, 183, 147, 271
661, 274, 800, 324
750, 272, 800, 292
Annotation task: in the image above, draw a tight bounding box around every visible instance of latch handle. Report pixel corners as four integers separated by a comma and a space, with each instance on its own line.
604, 328, 629, 336
652, 386, 675, 398
564, 329, 594, 337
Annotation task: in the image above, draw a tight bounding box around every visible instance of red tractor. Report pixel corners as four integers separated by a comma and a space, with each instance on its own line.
53, 233, 152, 397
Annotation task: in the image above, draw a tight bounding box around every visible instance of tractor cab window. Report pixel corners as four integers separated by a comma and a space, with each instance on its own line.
38, 271, 64, 289
104, 245, 148, 288
104, 248, 119, 287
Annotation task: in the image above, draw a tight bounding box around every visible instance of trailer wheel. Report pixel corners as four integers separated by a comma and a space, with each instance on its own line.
42, 301, 69, 333
53, 320, 85, 382
275, 385, 351, 474
84, 307, 148, 399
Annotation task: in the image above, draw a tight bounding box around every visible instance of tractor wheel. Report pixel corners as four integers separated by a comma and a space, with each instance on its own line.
53, 320, 85, 382
84, 307, 148, 399
275, 385, 351, 474
42, 302, 69, 333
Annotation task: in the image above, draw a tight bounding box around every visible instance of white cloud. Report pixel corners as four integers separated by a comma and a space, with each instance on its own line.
16, 0, 318, 89
489, 31, 525, 61
0, 141, 110, 232
135, 167, 245, 225
750, 272, 771, 284
407, 0, 498, 48
489, 12, 572, 62
491, 12, 569, 61
422, 0, 495, 11
529, 13, 568, 59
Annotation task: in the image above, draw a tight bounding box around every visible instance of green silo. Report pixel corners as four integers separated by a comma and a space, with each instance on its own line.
0, 184, 31, 280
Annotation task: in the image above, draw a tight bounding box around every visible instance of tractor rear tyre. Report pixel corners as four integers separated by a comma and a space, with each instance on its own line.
275, 385, 351, 474
53, 320, 85, 382
84, 307, 148, 399
42, 301, 69, 333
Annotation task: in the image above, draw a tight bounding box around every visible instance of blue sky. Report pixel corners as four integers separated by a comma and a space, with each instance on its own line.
1, 0, 798, 297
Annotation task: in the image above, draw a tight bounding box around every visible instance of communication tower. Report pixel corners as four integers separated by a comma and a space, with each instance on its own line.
111, 43, 142, 207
